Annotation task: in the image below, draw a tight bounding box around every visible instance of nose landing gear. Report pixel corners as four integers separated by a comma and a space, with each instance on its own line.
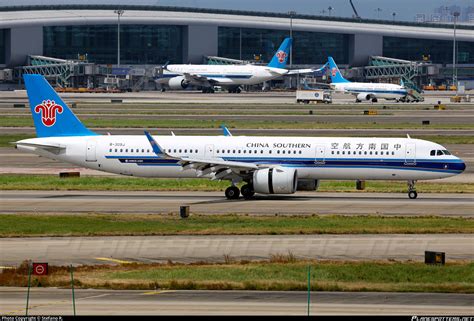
407, 180, 418, 199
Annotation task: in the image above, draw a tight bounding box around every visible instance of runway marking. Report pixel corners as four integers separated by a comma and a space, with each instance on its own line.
142, 290, 176, 295
95, 257, 135, 264
4, 299, 70, 315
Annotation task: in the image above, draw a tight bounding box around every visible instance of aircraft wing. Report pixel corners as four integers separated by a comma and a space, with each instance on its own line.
287, 64, 328, 75
144, 131, 260, 180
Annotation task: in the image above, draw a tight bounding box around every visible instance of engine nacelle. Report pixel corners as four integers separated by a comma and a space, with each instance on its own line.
296, 179, 320, 191
253, 167, 298, 194
357, 93, 371, 101
168, 76, 189, 90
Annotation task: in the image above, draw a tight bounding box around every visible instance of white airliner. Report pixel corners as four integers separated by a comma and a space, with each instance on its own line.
17, 75, 465, 200
155, 38, 312, 93
328, 57, 408, 103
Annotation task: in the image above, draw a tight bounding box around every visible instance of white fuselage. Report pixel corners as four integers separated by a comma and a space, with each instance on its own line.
17, 135, 465, 181
332, 82, 408, 100
157, 64, 288, 87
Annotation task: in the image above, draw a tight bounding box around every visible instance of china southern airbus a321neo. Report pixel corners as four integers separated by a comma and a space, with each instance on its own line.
17, 75, 465, 200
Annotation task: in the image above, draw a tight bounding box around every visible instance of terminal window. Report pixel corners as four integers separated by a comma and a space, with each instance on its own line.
44, 25, 184, 64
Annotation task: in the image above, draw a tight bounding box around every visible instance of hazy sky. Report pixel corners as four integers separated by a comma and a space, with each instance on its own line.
1, 0, 472, 21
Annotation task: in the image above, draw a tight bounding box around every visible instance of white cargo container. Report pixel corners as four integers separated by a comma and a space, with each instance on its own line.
296, 89, 332, 104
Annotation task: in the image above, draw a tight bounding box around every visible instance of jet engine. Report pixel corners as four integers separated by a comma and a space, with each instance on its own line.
253, 167, 298, 194
168, 76, 189, 90
357, 93, 371, 101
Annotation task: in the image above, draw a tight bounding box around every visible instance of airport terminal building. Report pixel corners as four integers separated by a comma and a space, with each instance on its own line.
0, 5, 473, 88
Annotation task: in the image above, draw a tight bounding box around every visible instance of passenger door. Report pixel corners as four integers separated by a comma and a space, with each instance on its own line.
86, 140, 97, 162
204, 144, 215, 159
314, 145, 325, 165
405, 143, 416, 165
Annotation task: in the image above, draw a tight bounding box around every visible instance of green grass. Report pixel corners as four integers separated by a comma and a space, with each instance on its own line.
5, 260, 471, 293
1, 116, 473, 130
1, 134, 474, 147
0, 175, 473, 193
98, 261, 474, 292
0, 214, 472, 237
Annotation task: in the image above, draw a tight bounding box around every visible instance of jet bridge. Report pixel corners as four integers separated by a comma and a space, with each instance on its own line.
363, 56, 431, 102
16, 55, 100, 88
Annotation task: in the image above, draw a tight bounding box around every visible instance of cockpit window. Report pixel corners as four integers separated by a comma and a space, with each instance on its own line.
430, 150, 436, 156
443, 150, 451, 155
437, 150, 443, 156
432, 149, 452, 156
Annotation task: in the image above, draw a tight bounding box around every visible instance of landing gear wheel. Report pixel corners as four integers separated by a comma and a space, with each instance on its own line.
225, 186, 240, 200
408, 191, 418, 199
407, 180, 417, 199
355, 99, 361, 103
371, 98, 378, 103
241, 184, 255, 199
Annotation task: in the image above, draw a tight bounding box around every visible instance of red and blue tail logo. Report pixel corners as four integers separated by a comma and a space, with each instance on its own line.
23, 74, 97, 138
34, 99, 63, 127
267, 38, 292, 69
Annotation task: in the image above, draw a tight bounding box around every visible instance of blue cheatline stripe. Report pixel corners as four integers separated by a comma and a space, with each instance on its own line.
155, 74, 253, 80
346, 88, 407, 95
105, 155, 464, 173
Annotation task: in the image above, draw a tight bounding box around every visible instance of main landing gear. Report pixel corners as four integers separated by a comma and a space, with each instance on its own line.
407, 180, 418, 199
202, 87, 215, 93
225, 184, 255, 200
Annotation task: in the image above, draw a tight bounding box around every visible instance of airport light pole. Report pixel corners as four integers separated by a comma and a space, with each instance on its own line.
114, 9, 124, 67
288, 11, 296, 69
452, 11, 460, 89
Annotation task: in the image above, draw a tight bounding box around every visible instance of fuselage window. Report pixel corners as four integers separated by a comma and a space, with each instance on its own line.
141, 149, 144, 153
375, 151, 378, 155
364, 151, 367, 155
243, 150, 246, 154
299, 151, 302, 154
277, 150, 280, 154
109, 149, 112, 152
227, 150, 230, 153
238, 150, 241, 154
331, 151, 335, 155
261, 150, 264, 154
174, 149, 176, 153
342, 151, 345, 155
125, 149, 128, 153
269, 150, 272, 154
179, 149, 182, 153
282, 150, 286, 154
337, 151, 340, 155
254, 150, 257, 154
359, 151, 362, 155
392, 151, 395, 155
369, 151, 372, 155
293, 151, 297, 154
195, 149, 198, 153
120, 149, 123, 153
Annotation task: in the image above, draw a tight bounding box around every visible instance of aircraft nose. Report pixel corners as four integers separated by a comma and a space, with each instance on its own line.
460, 160, 466, 172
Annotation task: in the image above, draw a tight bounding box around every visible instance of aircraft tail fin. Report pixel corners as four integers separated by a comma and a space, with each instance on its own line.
327, 56, 350, 83
23, 74, 97, 138
267, 37, 292, 69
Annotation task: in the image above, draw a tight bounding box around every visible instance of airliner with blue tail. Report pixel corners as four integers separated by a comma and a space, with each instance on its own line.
328, 57, 408, 102
155, 38, 313, 93
16, 74, 465, 200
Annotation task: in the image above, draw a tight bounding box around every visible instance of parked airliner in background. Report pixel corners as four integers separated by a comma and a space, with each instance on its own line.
155, 38, 313, 93
328, 57, 408, 103
17, 75, 465, 200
